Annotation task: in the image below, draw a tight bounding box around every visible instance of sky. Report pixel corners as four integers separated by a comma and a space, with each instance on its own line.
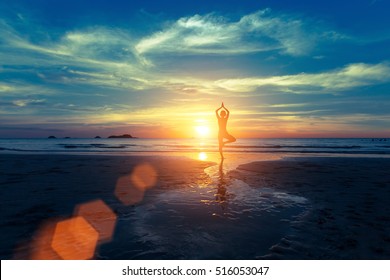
0, 0, 389, 138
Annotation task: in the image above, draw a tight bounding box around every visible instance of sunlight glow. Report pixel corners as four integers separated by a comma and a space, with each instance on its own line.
195, 125, 210, 137
198, 152, 208, 161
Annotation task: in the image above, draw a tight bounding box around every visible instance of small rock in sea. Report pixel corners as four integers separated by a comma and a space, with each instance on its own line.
48, 136, 57, 139
95, 136, 101, 139
108, 134, 134, 138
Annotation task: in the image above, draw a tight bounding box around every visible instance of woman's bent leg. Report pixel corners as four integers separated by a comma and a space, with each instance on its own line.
224, 133, 236, 145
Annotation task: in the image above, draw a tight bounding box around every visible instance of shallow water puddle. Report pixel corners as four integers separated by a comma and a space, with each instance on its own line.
104, 157, 309, 259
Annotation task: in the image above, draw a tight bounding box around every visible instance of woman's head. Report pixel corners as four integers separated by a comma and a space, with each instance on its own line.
220, 110, 226, 117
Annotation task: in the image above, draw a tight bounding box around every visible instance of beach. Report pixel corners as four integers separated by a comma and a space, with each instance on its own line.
231, 156, 390, 259
0, 154, 213, 259
0, 152, 389, 259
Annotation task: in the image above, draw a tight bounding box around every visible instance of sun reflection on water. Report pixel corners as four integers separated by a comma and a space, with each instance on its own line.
198, 152, 208, 161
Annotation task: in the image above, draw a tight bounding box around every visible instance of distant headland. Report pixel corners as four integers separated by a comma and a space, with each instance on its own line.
107, 134, 136, 139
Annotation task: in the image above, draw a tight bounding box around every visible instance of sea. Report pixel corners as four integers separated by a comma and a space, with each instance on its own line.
1, 138, 389, 260
0, 137, 389, 155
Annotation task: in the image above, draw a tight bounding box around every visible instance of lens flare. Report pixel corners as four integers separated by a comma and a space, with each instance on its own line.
115, 163, 158, 205
75, 199, 117, 243
131, 163, 158, 190
51, 216, 99, 260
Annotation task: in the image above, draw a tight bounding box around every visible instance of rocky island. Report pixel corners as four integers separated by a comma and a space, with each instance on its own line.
107, 134, 135, 139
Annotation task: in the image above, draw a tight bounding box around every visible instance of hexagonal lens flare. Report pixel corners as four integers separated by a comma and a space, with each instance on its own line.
51, 216, 99, 260
115, 163, 158, 205
75, 199, 117, 243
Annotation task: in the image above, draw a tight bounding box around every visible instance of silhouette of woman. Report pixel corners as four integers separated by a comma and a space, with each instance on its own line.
216, 102, 236, 158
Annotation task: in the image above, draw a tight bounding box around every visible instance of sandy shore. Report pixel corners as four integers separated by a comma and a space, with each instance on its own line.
0, 154, 213, 259
231, 156, 390, 259
1, 153, 389, 259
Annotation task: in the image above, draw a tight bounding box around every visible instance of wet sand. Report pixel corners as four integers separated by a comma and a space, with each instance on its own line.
0, 154, 212, 259
231, 156, 390, 259
0, 153, 389, 259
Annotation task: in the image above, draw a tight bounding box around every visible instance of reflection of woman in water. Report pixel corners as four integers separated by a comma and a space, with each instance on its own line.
216, 158, 227, 209
216, 102, 236, 159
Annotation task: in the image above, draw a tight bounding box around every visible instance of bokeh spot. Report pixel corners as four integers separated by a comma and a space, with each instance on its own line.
130, 163, 158, 190
75, 199, 117, 243
115, 163, 157, 205
51, 216, 99, 260
115, 173, 145, 205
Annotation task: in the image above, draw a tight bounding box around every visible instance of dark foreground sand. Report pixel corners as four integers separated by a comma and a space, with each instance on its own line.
0, 154, 212, 260
231, 157, 390, 259
0, 154, 389, 259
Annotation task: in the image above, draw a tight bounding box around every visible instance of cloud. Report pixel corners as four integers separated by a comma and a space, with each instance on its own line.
0, 81, 53, 96
1, 14, 388, 98
0, 9, 349, 96
214, 62, 390, 93
5, 18, 198, 97
135, 9, 343, 56
57, 27, 137, 62
0, 83, 14, 92
12, 99, 46, 107
0, 19, 150, 90
0, 19, 133, 61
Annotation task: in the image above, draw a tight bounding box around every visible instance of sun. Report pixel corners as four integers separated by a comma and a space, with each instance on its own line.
195, 125, 210, 137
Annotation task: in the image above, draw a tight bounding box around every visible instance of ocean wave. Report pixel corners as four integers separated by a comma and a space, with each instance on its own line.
0, 147, 38, 152
228, 145, 362, 149
1, 147, 389, 155
58, 143, 132, 149
1, 138, 389, 155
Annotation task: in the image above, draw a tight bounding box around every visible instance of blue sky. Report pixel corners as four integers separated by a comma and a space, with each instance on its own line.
1, 0, 389, 138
